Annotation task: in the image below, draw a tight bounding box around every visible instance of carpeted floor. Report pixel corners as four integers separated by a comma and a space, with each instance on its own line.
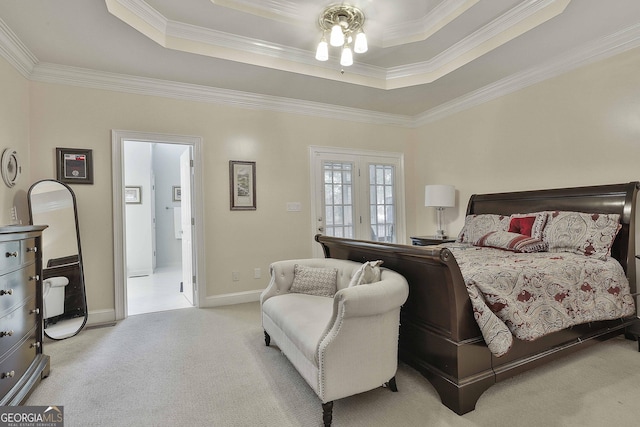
25, 302, 640, 426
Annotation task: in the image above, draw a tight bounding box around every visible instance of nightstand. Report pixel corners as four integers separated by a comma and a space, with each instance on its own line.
410, 236, 456, 246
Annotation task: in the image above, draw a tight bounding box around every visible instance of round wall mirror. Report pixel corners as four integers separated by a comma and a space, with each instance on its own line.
28, 179, 87, 340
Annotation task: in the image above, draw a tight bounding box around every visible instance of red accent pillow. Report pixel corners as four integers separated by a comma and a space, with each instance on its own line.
508, 216, 536, 237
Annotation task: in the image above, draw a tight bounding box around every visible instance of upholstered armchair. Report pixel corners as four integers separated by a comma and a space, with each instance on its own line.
260, 258, 409, 426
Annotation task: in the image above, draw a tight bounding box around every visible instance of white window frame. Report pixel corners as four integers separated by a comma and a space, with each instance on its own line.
309, 146, 406, 258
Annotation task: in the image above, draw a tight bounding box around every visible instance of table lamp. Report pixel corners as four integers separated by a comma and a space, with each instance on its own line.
425, 184, 455, 238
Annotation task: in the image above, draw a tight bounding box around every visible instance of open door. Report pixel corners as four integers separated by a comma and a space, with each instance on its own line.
180, 148, 195, 305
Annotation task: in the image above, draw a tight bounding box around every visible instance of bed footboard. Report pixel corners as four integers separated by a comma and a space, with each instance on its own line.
315, 234, 494, 414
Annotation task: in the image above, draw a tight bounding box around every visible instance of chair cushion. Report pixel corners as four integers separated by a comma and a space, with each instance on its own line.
262, 293, 333, 363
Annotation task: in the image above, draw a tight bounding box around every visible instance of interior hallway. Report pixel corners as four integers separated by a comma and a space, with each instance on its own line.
127, 266, 193, 316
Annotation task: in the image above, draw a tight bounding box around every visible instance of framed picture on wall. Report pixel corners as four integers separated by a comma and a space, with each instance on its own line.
56, 147, 94, 184
125, 186, 142, 204
229, 160, 256, 210
173, 186, 181, 202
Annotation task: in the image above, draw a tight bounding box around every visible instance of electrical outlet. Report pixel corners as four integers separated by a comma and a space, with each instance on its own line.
232, 271, 239, 282
9, 206, 17, 223
254, 268, 261, 279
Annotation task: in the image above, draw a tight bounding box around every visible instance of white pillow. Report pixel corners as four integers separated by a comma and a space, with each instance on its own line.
348, 260, 383, 287
457, 214, 510, 243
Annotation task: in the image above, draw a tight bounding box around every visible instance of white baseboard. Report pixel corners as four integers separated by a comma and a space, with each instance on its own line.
86, 291, 261, 325
201, 290, 262, 308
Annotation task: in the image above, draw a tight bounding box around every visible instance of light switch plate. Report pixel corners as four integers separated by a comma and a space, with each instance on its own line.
286, 202, 301, 212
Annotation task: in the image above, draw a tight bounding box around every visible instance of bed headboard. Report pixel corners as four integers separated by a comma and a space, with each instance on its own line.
466, 182, 640, 288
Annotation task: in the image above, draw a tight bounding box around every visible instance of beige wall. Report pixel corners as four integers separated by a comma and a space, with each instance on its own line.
26, 81, 413, 316
0, 59, 31, 224
3, 45, 638, 319
414, 47, 640, 238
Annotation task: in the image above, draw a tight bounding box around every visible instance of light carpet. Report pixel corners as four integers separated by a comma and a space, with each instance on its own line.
25, 302, 640, 426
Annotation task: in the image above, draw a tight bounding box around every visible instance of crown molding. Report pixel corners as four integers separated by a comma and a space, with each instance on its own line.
0, 18, 37, 77
414, 22, 640, 127
106, 0, 570, 90
210, 0, 303, 23
1, 13, 638, 130
386, 0, 571, 87
29, 62, 413, 127
382, 0, 479, 48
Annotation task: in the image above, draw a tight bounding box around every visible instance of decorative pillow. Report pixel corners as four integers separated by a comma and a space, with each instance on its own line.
457, 214, 510, 243
508, 212, 547, 239
474, 230, 549, 253
289, 264, 338, 297
542, 211, 621, 260
348, 260, 383, 287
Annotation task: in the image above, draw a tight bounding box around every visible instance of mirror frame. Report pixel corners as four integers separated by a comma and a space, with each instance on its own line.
28, 179, 88, 340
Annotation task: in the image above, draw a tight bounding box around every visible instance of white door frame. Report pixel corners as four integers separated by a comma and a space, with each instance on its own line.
112, 130, 206, 320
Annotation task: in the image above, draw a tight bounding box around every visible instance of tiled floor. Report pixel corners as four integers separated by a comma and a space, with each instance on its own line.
127, 266, 193, 316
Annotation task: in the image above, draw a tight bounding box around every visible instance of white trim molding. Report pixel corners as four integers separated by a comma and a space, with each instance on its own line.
111, 130, 206, 320
202, 290, 262, 308
1, 15, 639, 127
106, 0, 570, 90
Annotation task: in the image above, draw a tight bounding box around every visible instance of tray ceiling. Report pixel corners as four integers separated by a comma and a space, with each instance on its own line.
0, 0, 639, 124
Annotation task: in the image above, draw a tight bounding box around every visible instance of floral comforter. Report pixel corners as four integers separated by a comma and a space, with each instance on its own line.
446, 244, 636, 357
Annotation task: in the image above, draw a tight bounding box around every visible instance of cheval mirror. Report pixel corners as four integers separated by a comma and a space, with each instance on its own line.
28, 179, 88, 340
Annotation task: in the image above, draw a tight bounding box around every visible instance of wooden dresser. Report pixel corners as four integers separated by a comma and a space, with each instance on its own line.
0, 225, 49, 405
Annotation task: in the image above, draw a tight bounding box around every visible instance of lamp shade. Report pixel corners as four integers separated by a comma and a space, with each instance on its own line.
425, 184, 455, 208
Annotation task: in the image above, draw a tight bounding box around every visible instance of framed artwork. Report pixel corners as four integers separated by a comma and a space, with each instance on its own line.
56, 147, 94, 184
229, 160, 256, 210
125, 186, 142, 204
172, 186, 181, 202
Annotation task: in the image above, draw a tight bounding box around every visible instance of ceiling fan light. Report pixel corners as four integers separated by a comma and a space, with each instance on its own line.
354, 31, 368, 53
315, 39, 329, 61
330, 24, 344, 47
340, 45, 353, 67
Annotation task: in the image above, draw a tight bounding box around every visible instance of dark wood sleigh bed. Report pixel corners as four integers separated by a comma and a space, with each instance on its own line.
315, 181, 640, 415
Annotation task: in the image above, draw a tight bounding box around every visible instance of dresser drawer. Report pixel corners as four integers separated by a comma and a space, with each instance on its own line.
0, 241, 22, 274
0, 266, 38, 317
0, 298, 38, 359
21, 238, 38, 265
0, 327, 38, 399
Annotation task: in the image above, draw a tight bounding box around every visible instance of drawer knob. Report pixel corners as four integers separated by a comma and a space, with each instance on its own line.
5, 251, 17, 258
26, 247, 37, 253
1, 370, 15, 379
30, 308, 40, 315
29, 275, 39, 281
0, 330, 13, 337
0, 289, 13, 296
30, 342, 41, 349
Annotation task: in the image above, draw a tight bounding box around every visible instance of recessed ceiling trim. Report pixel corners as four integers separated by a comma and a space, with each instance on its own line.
415, 22, 640, 126
2, 12, 637, 129
106, 0, 167, 46
210, 0, 303, 23
386, 0, 572, 88
166, 20, 388, 81
381, 0, 479, 48
107, 0, 571, 90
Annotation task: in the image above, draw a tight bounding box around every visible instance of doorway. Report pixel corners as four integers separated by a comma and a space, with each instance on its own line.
112, 130, 205, 321
123, 141, 192, 315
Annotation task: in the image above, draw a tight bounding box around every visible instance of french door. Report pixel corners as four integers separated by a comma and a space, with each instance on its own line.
310, 146, 405, 257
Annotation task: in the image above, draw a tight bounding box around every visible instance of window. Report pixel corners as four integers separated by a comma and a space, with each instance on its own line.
310, 147, 405, 256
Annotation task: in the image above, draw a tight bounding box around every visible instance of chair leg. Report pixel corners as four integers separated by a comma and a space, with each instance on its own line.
322, 401, 333, 427
385, 376, 398, 392
264, 331, 270, 346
